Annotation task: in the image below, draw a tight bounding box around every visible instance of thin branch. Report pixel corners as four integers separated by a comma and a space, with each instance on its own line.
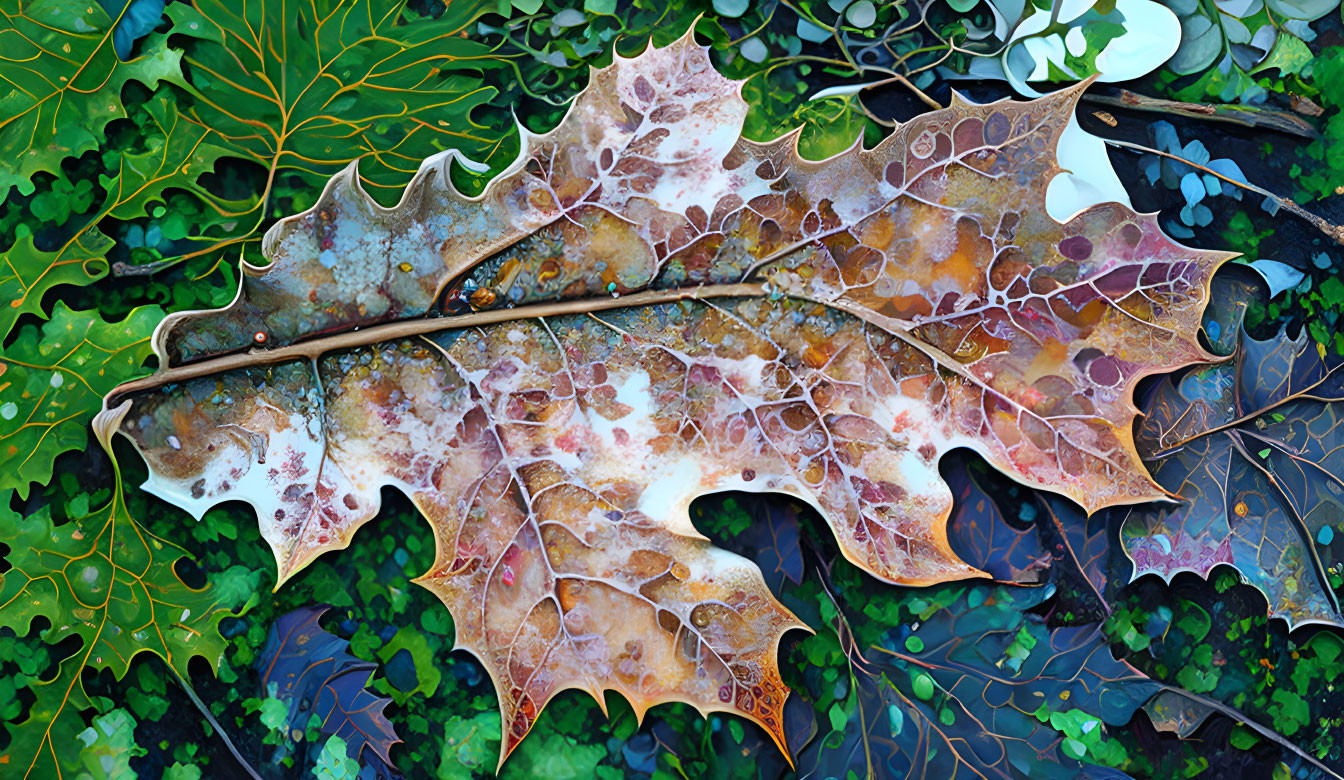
863, 73, 943, 111
166, 662, 263, 780
1105, 138, 1344, 247
1084, 90, 1319, 140
1153, 686, 1344, 780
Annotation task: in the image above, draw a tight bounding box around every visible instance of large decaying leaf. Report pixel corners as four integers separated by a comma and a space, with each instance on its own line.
107, 32, 1225, 764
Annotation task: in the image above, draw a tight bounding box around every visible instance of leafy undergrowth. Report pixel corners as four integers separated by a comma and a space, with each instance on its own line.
3, 0, 1344, 778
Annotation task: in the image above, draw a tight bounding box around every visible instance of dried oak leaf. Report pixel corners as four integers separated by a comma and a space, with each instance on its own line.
107, 32, 1224, 764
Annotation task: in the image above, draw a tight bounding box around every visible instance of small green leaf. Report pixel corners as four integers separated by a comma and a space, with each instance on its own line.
828, 702, 848, 732
1062, 737, 1088, 760
1229, 725, 1261, 750
912, 672, 935, 701
312, 735, 361, 780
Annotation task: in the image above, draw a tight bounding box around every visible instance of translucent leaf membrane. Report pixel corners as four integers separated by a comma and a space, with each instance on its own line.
1125, 320, 1344, 628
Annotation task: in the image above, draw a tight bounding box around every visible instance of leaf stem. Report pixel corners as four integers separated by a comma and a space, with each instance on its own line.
165, 662, 263, 780
106, 283, 770, 402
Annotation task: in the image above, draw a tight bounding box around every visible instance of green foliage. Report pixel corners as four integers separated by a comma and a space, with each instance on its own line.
0, 303, 162, 497
1158, 0, 1334, 103
502, 718, 623, 779
167, 0, 510, 204
0, 2, 185, 199
1112, 571, 1344, 765
0, 471, 230, 775
312, 735, 362, 779
75, 708, 144, 780
438, 711, 501, 778
1295, 46, 1344, 202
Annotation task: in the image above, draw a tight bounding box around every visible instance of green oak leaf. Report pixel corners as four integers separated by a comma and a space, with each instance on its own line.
100, 91, 239, 223
0, 4, 184, 199
0, 459, 229, 776
0, 89, 234, 341
0, 303, 162, 498
167, 0, 510, 204
96, 88, 253, 271
0, 231, 113, 342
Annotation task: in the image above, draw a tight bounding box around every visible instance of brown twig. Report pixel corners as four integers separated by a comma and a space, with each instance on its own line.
1084, 90, 1319, 140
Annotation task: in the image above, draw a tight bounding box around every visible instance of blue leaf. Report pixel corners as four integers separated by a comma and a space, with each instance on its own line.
1179, 173, 1205, 207
622, 733, 660, 774
1141, 156, 1162, 186
96, 0, 166, 60
1151, 121, 1180, 153
797, 17, 833, 43
1181, 139, 1211, 166
382, 648, 419, 693
257, 606, 401, 769
1207, 157, 1248, 185
1167, 219, 1195, 239
1248, 259, 1306, 297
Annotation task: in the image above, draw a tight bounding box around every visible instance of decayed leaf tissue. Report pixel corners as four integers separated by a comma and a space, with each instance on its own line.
104, 32, 1226, 765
